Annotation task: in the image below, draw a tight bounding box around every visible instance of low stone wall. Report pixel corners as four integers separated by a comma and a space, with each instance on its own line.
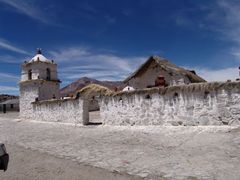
99, 82, 240, 126
32, 98, 84, 124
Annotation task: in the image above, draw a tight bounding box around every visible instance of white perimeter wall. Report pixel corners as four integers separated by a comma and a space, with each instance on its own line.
100, 82, 240, 126
31, 98, 84, 124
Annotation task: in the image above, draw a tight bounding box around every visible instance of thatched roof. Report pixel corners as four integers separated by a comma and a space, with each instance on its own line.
77, 84, 114, 97
111, 81, 240, 97
123, 56, 206, 83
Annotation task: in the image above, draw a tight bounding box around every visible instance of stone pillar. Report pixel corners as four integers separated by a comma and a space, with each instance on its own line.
82, 99, 89, 125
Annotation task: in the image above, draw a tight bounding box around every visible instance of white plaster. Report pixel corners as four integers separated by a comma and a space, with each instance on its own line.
127, 61, 190, 89
32, 98, 84, 124
21, 63, 58, 82
100, 82, 240, 126
30, 54, 51, 63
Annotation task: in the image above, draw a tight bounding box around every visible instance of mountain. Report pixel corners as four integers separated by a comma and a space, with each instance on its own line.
0, 94, 18, 103
60, 77, 124, 97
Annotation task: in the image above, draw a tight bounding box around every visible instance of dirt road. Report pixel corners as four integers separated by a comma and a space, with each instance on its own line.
0, 113, 240, 180
0, 144, 141, 180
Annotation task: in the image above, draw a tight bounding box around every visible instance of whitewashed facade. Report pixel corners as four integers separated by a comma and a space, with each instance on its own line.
124, 56, 206, 89
100, 82, 240, 126
19, 49, 61, 119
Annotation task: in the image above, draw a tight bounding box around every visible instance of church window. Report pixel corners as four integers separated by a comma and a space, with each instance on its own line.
46, 68, 51, 80
28, 70, 32, 80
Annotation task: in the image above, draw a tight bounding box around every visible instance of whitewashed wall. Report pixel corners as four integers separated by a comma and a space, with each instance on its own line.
21, 62, 58, 81
20, 84, 39, 119
100, 82, 240, 126
20, 80, 60, 120
31, 98, 84, 124
38, 81, 60, 100
127, 61, 190, 89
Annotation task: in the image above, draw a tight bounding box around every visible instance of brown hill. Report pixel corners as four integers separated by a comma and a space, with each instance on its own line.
60, 77, 124, 97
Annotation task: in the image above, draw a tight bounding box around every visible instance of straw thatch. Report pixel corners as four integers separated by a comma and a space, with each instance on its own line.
112, 81, 240, 97
123, 56, 206, 83
77, 84, 114, 97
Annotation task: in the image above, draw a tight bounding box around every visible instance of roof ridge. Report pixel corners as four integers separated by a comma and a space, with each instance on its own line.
123, 56, 206, 83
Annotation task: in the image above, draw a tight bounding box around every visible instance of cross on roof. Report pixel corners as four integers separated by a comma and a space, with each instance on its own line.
36, 48, 42, 55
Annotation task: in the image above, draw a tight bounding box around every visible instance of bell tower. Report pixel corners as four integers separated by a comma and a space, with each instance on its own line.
19, 49, 61, 118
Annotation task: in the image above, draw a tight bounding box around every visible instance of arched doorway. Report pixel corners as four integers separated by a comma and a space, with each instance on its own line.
80, 84, 111, 125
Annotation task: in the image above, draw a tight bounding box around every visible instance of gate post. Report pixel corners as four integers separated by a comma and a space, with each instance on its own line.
82, 99, 89, 125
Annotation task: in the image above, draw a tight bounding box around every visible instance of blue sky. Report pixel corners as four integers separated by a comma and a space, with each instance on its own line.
0, 0, 240, 95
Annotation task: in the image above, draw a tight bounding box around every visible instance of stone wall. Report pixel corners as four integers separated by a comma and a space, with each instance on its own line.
99, 82, 240, 126
31, 98, 84, 124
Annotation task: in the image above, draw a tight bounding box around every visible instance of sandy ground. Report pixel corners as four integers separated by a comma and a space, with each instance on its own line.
0, 112, 240, 180
89, 111, 102, 124
0, 144, 141, 180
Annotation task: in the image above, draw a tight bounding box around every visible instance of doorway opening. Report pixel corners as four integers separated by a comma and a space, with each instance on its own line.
83, 97, 102, 125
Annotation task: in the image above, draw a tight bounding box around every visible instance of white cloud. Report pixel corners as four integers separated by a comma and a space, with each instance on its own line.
174, 0, 240, 62
0, 85, 18, 94
0, 55, 22, 63
49, 47, 146, 81
0, 38, 29, 55
200, 0, 240, 61
0, 0, 55, 25
215, 0, 240, 41
191, 67, 239, 82
175, 15, 192, 27
0, 72, 19, 82
0, 72, 19, 94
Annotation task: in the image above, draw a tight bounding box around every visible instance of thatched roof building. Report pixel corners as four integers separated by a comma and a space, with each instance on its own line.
77, 84, 114, 112
124, 56, 206, 89
77, 84, 114, 98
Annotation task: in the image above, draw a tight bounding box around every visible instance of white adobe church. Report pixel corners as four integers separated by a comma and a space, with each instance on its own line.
19, 49, 240, 126
19, 49, 61, 118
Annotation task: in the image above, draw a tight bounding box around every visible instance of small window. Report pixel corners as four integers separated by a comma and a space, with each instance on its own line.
10, 104, 14, 109
28, 70, 32, 80
46, 68, 51, 80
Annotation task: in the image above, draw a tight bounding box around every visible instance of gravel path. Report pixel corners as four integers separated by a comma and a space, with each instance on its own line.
0, 113, 240, 180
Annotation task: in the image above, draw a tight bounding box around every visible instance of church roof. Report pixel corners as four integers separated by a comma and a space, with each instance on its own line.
123, 56, 206, 83
28, 48, 52, 63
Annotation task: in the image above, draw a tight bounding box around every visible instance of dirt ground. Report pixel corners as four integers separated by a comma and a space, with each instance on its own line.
0, 112, 240, 180
89, 111, 101, 124
0, 144, 141, 180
